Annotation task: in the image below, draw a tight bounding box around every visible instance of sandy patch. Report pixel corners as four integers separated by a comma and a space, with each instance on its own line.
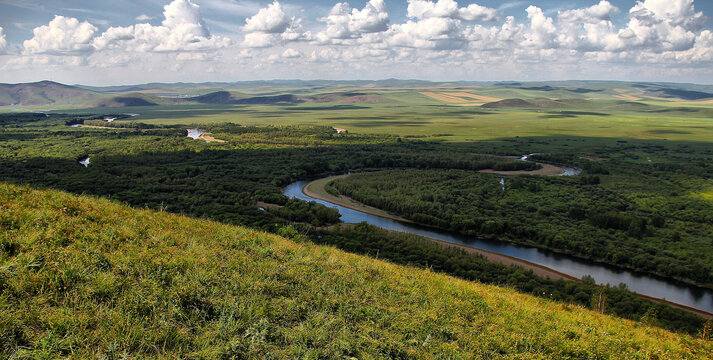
421, 91, 469, 102
443, 92, 503, 102
614, 94, 642, 101
200, 134, 226, 143
420, 92, 487, 106
672, 99, 713, 105
479, 163, 565, 176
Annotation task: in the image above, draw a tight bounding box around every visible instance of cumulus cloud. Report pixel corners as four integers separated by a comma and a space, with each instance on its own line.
242, 32, 276, 48
316, 0, 389, 43
242, 1, 311, 47
94, 0, 229, 52
617, 0, 705, 52
389, 17, 466, 50
282, 48, 302, 58
6, 0, 713, 83
558, 0, 619, 23
407, 0, 498, 22
521, 6, 557, 48
24, 15, 97, 54
0, 27, 7, 52
631, 0, 707, 31
243, 1, 290, 33
387, 0, 498, 50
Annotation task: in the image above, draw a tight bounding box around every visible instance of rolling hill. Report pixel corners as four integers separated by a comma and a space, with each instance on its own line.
0, 81, 100, 106
92, 93, 161, 107
1, 183, 711, 358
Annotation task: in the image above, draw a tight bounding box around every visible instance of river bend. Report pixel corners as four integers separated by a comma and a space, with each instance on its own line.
284, 178, 713, 314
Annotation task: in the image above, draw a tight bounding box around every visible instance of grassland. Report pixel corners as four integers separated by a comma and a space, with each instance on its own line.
2, 81, 713, 346
27, 89, 712, 144
1, 183, 712, 358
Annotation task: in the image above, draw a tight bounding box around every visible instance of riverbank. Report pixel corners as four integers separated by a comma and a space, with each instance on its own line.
304, 176, 576, 281
300, 175, 713, 319
480, 162, 565, 175
303, 175, 414, 223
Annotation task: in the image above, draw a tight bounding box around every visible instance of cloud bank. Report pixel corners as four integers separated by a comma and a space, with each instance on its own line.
1, 0, 713, 84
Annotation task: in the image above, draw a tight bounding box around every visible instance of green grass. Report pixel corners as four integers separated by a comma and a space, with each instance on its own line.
2, 183, 712, 358
693, 186, 713, 202
26, 89, 711, 143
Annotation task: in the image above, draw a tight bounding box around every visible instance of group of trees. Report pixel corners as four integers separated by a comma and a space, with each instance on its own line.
331, 163, 713, 284
0, 119, 532, 233
2, 114, 712, 334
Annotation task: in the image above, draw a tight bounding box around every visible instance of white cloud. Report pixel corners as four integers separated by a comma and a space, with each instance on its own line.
631, 0, 707, 31
388, 0, 498, 50
614, 0, 705, 53
242, 32, 276, 48
94, 0, 229, 52
407, 0, 498, 22
388, 17, 465, 50
23, 15, 97, 54
458, 3, 499, 22
0, 27, 7, 52
316, 0, 389, 43
282, 48, 302, 58
242, 1, 311, 47
556, 1, 620, 52
5, 0, 713, 84
522, 6, 557, 48
348, 0, 390, 33
135, 14, 154, 21
558, 0, 619, 23
243, 1, 290, 33
163, 0, 209, 37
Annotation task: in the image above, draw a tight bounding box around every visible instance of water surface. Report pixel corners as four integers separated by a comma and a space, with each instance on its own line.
285, 178, 713, 313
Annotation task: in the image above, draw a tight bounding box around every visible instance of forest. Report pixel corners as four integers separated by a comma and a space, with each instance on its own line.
0, 115, 535, 231
1, 112, 712, 334
330, 162, 713, 285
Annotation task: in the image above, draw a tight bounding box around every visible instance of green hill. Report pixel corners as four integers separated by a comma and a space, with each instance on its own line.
93, 92, 161, 107
1, 183, 711, 358
0, 81, 100, 106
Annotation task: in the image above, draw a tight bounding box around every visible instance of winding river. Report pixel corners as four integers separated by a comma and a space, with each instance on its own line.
284, 176, 713, 315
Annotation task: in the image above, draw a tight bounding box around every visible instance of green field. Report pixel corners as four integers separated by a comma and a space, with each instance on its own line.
32, 89, 712, 144
2, 183, 712, 358
2, 81, 713, 353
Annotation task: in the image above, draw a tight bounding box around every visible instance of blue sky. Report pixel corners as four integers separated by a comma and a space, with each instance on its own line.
1, 0, 712, 85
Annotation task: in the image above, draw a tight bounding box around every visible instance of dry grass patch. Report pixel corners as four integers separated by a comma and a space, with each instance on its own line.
444, 92, 503, 102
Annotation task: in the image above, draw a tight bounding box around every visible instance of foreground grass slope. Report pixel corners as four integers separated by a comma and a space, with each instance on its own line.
1, 183, 711, 359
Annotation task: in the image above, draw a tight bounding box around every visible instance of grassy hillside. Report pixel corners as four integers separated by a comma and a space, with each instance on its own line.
0, 81, 101, 107
1, 183, 711, 358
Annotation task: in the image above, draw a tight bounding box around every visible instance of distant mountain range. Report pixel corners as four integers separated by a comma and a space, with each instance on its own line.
2, 79, 713, 108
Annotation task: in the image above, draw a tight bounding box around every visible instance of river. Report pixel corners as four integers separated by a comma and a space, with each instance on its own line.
284, 178, 713, 314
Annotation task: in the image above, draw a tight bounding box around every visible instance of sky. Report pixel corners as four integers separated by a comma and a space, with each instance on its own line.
0, 0, 712, 85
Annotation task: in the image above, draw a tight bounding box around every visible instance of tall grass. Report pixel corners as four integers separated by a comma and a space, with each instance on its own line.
1, 183, 711, 358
